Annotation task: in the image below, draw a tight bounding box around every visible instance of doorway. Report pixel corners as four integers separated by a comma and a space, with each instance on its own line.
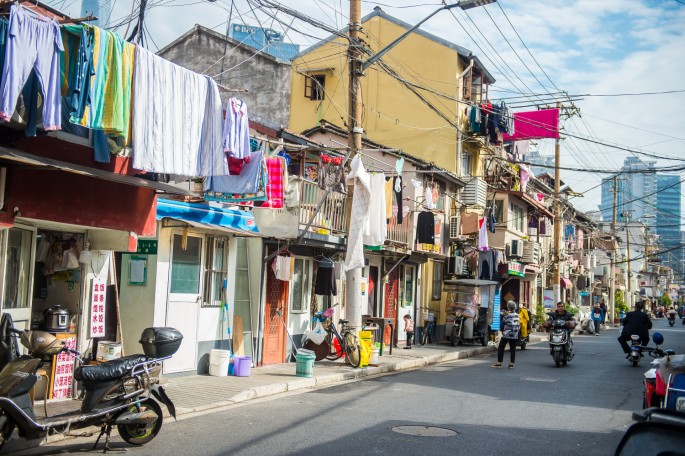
262, 256, 288, 365
165, 233, 202, 373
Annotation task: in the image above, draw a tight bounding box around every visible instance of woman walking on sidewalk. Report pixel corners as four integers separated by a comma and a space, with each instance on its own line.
492, 300, 520, 369
591, 302, 604, 335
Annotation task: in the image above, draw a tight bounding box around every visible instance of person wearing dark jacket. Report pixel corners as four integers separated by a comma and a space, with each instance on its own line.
617, 301, 652, 354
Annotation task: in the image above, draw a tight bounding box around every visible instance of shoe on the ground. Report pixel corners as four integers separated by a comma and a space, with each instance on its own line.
508, 363, 514, 369
491, 363, 502, 368
595, 333, 600, 336
403, 346, 412, 349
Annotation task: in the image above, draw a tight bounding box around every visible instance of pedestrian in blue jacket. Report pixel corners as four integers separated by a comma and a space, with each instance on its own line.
591, 302, 604, 336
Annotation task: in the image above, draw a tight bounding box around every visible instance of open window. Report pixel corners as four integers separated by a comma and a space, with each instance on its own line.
304, 74, 326, 101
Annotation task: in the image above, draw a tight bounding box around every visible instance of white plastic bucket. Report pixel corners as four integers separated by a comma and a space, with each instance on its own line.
369, 348, 380, 366
209, 349, 232, 377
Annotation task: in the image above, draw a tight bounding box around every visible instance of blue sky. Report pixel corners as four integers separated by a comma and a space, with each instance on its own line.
48, 0, 685, 219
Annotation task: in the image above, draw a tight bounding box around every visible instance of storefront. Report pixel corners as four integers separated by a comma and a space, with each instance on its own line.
0, 146, 191, 399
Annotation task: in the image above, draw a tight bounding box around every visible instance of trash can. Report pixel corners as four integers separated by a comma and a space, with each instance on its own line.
296, 349, 316, 378
359, 330, 374, 368
233, 356, 252, 377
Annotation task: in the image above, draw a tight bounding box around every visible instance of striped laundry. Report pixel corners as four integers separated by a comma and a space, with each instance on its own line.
258, 157, 285, 209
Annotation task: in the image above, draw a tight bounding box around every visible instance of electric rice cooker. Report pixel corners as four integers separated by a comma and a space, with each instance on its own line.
44, 305, 70, 332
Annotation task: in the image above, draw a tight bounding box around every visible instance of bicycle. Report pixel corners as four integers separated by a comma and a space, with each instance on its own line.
421, 308, 438, 345
315, 308, 361, 368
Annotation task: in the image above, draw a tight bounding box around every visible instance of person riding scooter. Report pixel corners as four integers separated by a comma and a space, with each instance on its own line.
618, 301, 652, 356
549, 302, 576, 338
667, 307, 677, 326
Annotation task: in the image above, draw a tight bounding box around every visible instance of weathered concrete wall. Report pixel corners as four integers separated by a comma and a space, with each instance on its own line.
159, 25, 291, 128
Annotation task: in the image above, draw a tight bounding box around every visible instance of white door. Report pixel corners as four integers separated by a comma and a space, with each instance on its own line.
0, 226, 37, 332
164, 233, 203, 373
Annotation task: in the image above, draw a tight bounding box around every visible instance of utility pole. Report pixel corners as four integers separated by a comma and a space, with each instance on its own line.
553, 103, 561, 305
610, 175, 618, 326
345, 0, 364, 331
624, 212, 632, 311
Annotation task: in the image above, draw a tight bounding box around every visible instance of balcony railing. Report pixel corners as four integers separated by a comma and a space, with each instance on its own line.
299, 180, 348, 236
386, 215, 411, 247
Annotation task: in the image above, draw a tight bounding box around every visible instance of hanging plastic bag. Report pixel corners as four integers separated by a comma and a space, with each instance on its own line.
36, 237, 50, 263
272, 254, 294, 281
62, 247, 80, 270
304, 321, 326, 345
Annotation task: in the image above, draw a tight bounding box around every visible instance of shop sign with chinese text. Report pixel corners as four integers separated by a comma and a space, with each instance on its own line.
90, 278, 106, 337
507, 261, 525, 277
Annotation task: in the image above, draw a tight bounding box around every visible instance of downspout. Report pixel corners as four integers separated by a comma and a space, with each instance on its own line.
456, 59, 474, 178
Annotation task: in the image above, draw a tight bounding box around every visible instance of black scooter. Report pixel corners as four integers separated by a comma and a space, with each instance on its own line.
0, 327, 181, 453
450, 306, 490, 347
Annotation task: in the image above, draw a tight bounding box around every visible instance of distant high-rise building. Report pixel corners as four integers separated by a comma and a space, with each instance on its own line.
599, 157, 657, 225
80, 0, 112, 28
656, 174, 682, 277
524, 149, 554, 177
229, 24, 300, 61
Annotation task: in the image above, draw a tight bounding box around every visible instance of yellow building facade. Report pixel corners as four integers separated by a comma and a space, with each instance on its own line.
289, 8, 494, 174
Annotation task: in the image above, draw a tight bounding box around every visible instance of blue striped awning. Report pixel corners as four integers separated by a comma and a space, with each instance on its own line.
156, 199, 259, 235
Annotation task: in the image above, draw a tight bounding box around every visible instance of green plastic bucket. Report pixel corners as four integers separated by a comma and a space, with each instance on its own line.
296, 349, 316, 378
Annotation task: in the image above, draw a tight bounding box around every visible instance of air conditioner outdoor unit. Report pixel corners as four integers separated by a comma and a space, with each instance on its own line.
462, 178, 488, 207
521, 241, 540, 264
509, 239, 523, 258
449, 215, 460, 240
448, 255, 464, 275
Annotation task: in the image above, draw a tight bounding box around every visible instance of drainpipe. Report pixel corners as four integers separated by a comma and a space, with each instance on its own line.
456, 59, 474, 177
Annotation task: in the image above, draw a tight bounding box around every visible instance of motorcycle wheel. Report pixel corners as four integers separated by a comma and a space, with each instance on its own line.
632, 359, 639, 367
481, 329, 489, 347
450, 326, 458, 347
117, 399, 163, 445
553, 351, 562, 368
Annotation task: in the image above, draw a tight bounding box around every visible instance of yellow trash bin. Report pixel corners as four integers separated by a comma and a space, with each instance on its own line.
359, 330, 374, 368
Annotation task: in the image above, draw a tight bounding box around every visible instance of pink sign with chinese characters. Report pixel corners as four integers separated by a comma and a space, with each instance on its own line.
90, 278, 107, 338
52, 335, 76, 399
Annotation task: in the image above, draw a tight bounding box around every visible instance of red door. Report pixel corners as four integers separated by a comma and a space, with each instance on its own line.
384, 268, 399, 346
262, 265, 288, 365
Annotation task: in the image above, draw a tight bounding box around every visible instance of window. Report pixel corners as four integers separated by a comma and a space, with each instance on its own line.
203, 237, 228, 307
170, 235, 202, 294
493, 199, 504, 223
3, 228, 33, 309
431, 261, 443, 300
290, 258, 311, 313
304, 74, 325, 100
462, 152, 474, 176
470, 73, 483, 104
509, 203, 525, 233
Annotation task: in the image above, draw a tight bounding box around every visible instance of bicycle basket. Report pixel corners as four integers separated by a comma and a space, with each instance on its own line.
425, 312, 435, 322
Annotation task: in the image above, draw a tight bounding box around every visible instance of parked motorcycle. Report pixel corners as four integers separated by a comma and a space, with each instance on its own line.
642, 333, 673, 408
0, 327, 182, 452
449, 306, 489, 347
544, 312, 575, 368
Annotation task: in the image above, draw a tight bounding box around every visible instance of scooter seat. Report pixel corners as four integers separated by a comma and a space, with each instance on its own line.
74, 355, 149, 382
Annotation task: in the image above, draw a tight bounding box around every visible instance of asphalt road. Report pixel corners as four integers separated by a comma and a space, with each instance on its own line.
14, 318, 685, 456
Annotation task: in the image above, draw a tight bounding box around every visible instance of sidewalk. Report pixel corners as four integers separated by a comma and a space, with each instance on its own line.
163, 333, 547, 416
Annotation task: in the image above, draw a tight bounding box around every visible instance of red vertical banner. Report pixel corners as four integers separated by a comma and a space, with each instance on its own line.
90, 278, 107, 338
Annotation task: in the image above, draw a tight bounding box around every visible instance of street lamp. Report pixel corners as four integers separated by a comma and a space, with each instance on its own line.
360, 0, 496, 72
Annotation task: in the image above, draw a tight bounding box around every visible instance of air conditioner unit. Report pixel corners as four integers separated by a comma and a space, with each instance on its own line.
448, 255, 464, 275
521, 241, 540, 264
462, 178, 488, 207
509, 239, 523, 258
449, 215, 460, 240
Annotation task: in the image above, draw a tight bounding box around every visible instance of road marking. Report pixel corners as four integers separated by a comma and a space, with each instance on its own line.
521, 377, 558, 383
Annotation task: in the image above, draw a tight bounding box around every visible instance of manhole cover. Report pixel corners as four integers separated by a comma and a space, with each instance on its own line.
390, 426, 458, 437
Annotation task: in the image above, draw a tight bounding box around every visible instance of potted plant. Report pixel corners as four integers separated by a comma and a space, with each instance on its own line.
191, 177, 204, 193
